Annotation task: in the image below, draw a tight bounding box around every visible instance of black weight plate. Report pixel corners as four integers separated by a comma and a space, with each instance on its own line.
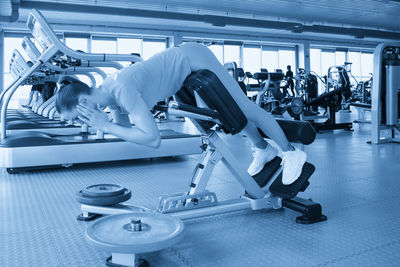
77, 188, 132, 206
290, 97, 305, 115
82, 184, 125, 197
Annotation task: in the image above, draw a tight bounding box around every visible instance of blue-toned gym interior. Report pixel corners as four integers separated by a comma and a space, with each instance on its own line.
1, 1, 400, 266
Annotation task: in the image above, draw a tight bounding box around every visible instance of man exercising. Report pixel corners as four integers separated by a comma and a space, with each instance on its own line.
285, 65, 295, 97
56, 43, 306, 185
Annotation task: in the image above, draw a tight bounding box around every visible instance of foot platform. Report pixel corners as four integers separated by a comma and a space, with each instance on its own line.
269, 162, 315, 199
252, 157, 282, 188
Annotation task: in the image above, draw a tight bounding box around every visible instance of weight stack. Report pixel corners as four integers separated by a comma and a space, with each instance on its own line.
385, 65, 400, 125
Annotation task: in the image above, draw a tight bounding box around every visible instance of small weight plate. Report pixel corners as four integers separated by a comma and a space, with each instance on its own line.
76, 188, 131, 206
290, 97, 305, 115
86, 212, 185, 254
82, 184, 125, 197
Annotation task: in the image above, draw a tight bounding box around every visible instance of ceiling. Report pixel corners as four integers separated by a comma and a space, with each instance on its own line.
2, 0, 400, 44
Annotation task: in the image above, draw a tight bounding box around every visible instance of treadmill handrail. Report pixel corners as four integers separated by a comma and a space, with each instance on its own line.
1, 60, 44, 139
22, 37, 108, 80
28, 9, 142, 63
23, 36, 120, 76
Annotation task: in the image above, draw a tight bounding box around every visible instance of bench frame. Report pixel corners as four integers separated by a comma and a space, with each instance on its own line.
78, 70, 326, 224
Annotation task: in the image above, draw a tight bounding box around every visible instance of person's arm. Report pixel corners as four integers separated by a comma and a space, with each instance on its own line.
77, 97, 161, 148
108, 106, 132, 127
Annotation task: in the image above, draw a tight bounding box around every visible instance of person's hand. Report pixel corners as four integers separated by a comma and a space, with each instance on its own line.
76, 104, 110, 131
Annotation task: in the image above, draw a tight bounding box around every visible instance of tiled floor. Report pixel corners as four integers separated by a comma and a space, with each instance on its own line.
1, 110, 400, 267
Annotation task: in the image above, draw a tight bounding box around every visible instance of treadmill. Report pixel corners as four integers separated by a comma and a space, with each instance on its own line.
4, 50, 95, 135
0, 9, 203, 173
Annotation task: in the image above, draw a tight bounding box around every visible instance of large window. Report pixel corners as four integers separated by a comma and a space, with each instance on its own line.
348, 51, 361, 81
65, 37, 88, 53
3, 37, 32, 109
310, 48, 374, 93
310, 48, 321, 75
117, 38, 142, 55
223, 44, 240, 66
261, 47, 295, 74
335, 51, 346, 66
278, 49, 295, 72
91, 36, 118, 83
208, 43, 223, 63
142, 39, 166, 60
243, 45, 261, 74
361, 53, 373, 79
321, 50, 336, 79
117, 38, 142, 66
261, 48, 278, 72
91, 36, 117, 54
348, 51, 373, 82
310, 48, 351, 77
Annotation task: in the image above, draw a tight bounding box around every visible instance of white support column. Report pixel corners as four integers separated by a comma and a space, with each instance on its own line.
297, 42, 310, 72
168, 33, 182, 48
295, 45, 299, 74
0, 29, 4, 94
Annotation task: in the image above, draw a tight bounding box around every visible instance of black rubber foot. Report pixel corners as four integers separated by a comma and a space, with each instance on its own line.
282, 197, 327, 224
296, 214, 327, 224
106, 256, 149, 267
76, 213, 101, 221
6, 168, 18, 174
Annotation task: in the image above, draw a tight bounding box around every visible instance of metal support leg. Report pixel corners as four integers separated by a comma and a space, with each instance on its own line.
210, 133, 266, 199
188, 148, 221, 195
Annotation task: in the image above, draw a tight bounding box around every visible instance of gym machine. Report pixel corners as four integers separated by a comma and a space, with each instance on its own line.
77, 70, 326, 267
284, 66, 353, 131
371, 43, 400, 144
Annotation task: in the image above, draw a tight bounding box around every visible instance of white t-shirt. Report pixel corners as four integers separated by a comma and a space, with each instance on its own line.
101, 47, 192, 113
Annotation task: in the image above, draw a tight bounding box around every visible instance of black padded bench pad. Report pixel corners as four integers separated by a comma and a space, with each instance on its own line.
259, 120, 316, 145
252, 72, 284, 82
177, 69, 248, 135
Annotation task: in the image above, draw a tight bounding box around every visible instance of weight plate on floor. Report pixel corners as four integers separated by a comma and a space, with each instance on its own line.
82, 184, 125, 197
86, 212, 185, 254
76, 188, 131, 206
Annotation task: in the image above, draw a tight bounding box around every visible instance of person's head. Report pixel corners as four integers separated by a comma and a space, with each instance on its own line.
55, 76, 93, 121
287, 65, 291, 71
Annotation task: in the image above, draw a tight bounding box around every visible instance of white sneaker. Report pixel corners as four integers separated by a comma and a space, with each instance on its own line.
248, 145, 278, 176
281, 147, 307, 185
